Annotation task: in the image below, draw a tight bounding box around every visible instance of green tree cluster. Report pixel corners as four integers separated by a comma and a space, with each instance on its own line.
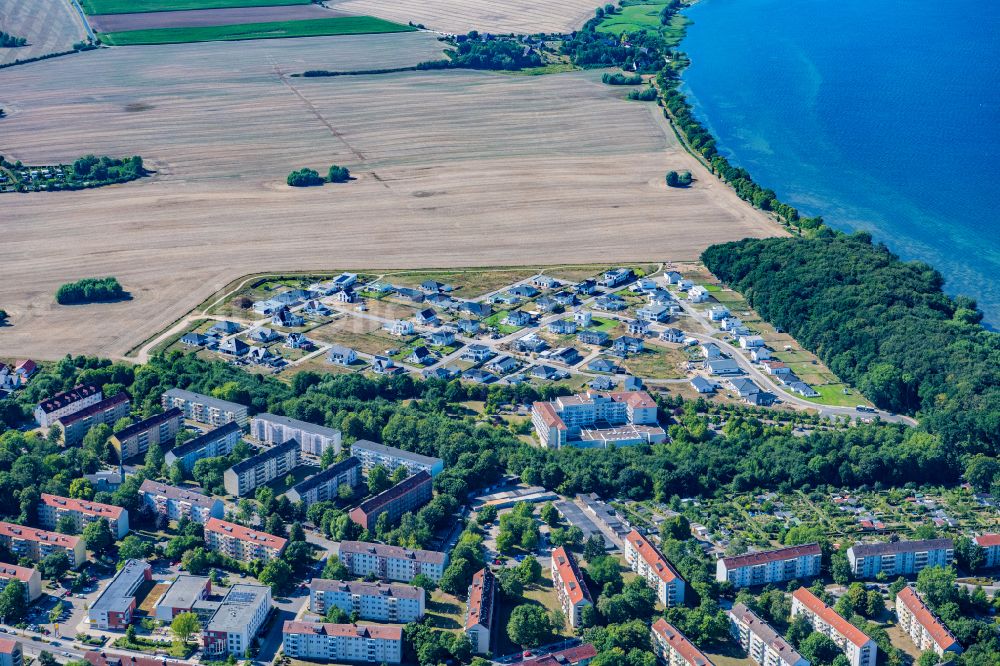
56, 277, 125, 305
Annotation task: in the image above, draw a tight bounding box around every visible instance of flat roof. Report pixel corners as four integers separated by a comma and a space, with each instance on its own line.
162, 388, 246, 412
114, 408, 182, 441
290, 457, 360, 496
206, 584, 270, 634
92, 559, 150, 615
229, 439, 298, 474
157, 576, 210, 611
171, 422, 241, 458
252, 413, 340, 438
349, 440, 443, 468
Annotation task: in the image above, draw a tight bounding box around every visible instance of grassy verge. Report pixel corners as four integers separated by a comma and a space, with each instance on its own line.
82, 0, 308, 14
99, 16, 415, 46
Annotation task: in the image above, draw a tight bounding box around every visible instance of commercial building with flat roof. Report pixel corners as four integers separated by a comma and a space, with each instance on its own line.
309, 579, 424, 623
154, 576, 212, 622
165, 422, 241, 473
0, 521, 85, 568
338, 541, 447, 583
728, 603, 807, 666
34, 385, 102, 429
847, 539, 953, 579
623, 529, 684, 607
39, 493, 129, 539
349, 471, 433, 531
223, 440, 300, 497
0, 563, 41, 603
140, 480, 224, 525
551, 547, 592, 628
465, 568, 495, 654
895, 588, 961, 657
285, 457, 361, 507
532, 390, 665, 449
651, 618, 714, 666
58, 393, 131, 446
792, 587, 876, 666
349, 440, 444, 478
204, 518, 287, 563
111, 409, 183, 461
161, 389, 248, 427
716, 543, 822, 588
203, 584, 272, 657
282, 622, 403, 664
251, 414, 341, 457
89, 559, 152, 630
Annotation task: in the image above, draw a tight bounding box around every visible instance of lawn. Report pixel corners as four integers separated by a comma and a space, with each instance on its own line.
426, 590, 465, 632
385, 268, 539, 299
99, 16, 415, 45
802, 383, 873, 408
622, 346, 686, 379
596, 1, 691, 47
82, 0, 309, 14
493, 572, 568, 655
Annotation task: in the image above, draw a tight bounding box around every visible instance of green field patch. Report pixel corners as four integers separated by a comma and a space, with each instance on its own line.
82, 0, 309, 14
802, 384, 872, 408
99, 16, 415, 45
596, 1, 690, 47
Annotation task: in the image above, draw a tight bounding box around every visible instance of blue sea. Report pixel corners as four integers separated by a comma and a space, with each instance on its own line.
680, 0, 1000, 323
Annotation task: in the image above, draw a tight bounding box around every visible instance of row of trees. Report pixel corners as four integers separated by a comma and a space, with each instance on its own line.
71, 154, 145, 186
287, 164, 351, 187
418, 32, 543, 71
55, 276, 125, 304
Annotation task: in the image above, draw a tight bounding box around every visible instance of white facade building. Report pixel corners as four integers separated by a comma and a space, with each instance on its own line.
282, 622, 402, 664
309, 579, 424, 623
250, 414, 342, 457
716, 543, 822, 588
791, 587, 876, 666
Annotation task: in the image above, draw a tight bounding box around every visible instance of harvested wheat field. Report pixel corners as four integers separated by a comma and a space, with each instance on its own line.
0, 0, 89, 66
326, 0, 598, 34
0, 36, 782, 360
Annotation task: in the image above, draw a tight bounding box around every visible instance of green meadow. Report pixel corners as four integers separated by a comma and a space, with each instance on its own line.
81, 0, 310, 15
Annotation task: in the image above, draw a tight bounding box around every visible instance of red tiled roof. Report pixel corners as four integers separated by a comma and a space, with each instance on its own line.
15, 360, 36, 375
41, 493, 124, 521
721, 543, 821, 569
533, 401, 566, 430
466, 568, 495, 630
0, 638, 17, 655
611, 391, 657, 409
0, 521, 80, 547
896, 587, 958, 651
0, 562, 37, 583
525, 644, 599, 666
282, 621, 402, 640
974, 533, 1000, 547
205, 518, 287, 552
652, 619, 714, 666
85, 650, 192, 666
792, 587, 871, 648
625, 529, 680, 584
551, 546, 591, 605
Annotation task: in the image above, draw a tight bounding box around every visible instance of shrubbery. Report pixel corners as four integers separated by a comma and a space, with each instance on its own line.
418, 32, 543, 71
627, 85, 658, 101
0, 32, 27, 48
665, 170, 692, 187
56, 277, 125, 305
327, 165, 350, 183
602, 72, 643, 85
286, 168, 323, 187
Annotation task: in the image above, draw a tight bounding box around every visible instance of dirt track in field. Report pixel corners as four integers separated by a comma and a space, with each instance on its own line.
89, 5, 347, 32
0, 0, 89, 66
0, 34, 784, 361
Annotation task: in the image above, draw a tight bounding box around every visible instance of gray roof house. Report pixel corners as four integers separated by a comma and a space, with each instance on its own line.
588, 358, 619, 374
414, 309, 439, 326
462, 344, 494, 363
462, 369, 497, 384
249, 327, 281, 344
181, 332, 211, 347
327, 346, 357, 366
271, 307, 304, 328
661, 328, 685, 343
707, 359, 742, 376
578, 330, 609, 346
428, 330, 455, 346
407, 346, 434, 366
690, 376, 716, 393
219, 338, 249, 356
504, 311, 532, 327
485, 356, 519, 375
209, 321, 242, 335
509, 285, 539, 298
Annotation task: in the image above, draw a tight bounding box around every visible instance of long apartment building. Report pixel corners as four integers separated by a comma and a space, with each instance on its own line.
338, 541, 447, 583
0, 563, 42, 603
349, 440, 444, 478
895, 587, 961, 657
140, 480, 225, 525
58, 392, 131, 446
532, 390, 666, 449
651, 618, 715, 666
0, 521, 85, 567
465, 568, 495, 655
161, 389, 248, 427
34, 384, 102, 429
89, 559, 152, 630
283, 621, 403, 664
251, 414, 342, 457
716, 543, 822, 588
203, 584, 272, 657
791, 587, 876, 666
728, 603, 808, 666
551, 546, 592, 628
223, 440, 300, 497
165, 422, 241, 472
110, 408, 183, 461
204, 518, 287, 563
974, 533, 1000, 568
349, 471, 433, 531
846, 538, 953, 579
623, 529, 685, 607
286, 457, 362, 507
39, 493, 130, 539
309, 578, 425, 623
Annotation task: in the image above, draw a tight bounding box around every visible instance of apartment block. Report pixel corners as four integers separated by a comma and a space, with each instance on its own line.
309, 579, 425, 623
285, 457, 362, 507
349, 440, 444, 478
0, 521, 85, 568
728, 603, 808, 666
89, 559, 152, 630
139, 480, 225, 525
223, 440, 300, 497
282, 622, 403, 664
846, 539, 953, 579
58, 393, 131, 446
895, 588, 961, 657
161, 389, 248, 427
551, 546, 592, 628
532, 390, 665, 449
465, 568, 495, 654
0, 639, 22, 666
251, 414, 341, 457
791, 587, 876, 666
204, 518, 287, 563
349, 471, 433, 531
523, 644, 597, 666
716, 543, 822, 588
165, 422, 241, 472
154, 575, 212, 621
651, 618, 715, 666
110, 408, 182, 461
623, 529, 685, 607
39, 493, 130, 539
974, 533, 1000, 568
202, 584, 272, 657
338, 541, 447, 583
35, 384, 102, 429
0, 562, 42, 603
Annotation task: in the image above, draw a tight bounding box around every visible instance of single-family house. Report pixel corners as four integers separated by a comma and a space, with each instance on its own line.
272, 307, 304, 328
414, 309, 439, 326
548, 320, 577, 335
388, 320, 414, 336
364, 282, 394, 294
648, 289, 673, 305
709, 305, 730, 321
677, 279, 694, 291
285, 333, 312, 350
623, 375, 643, 391
599, 268, 633, 288
530, 365, 566, 381
509, 285, 539, 298
429, 330, 456, 346
787, 382, 820, 398
553, 292, 576, 307
613, 336, 644, 354
660, 328, 685, 343
594, 296, 626, 311
485, 356, 519, 376
423, 366, 460, 381
462, 369, 497, 384
181, 332, 211, 347
335, 289, 356, 303
760, 360, 791, 376
750, 348, 772, 362
590, 375, 615, 391
372, 356, 403, 375
720, 317, 743, 332
578, 330, 609, 346
491, 292, 521, 306
253, 299, 282, 315
690, 376, 716, 394
209, 321, 242, 336
395, 287, 425, 303
249, 327, 281, 344
707, 359, 742, 376
665, 271, 682, 284
303, 300, 331, 316
462, 345, 495, 363
588, 358, 620, 374
637, 304, 670, 322
636, 278, 657, 292
504, 311, 533, 327
739, 336, 765, 349
218, 338, 250, 357
701, 343, 722, 360
457, 319, 480, 335
531, 275, 559, 289
688, 286, 709, 303
332, 272, 357, 289
574, 311, 592, 328
327, 346, 357, 367
575, 279, 597, 295
420, 280, 449, 293
14, 360, 36, 379
459, 301, 492, 319
248, 346, 281, 367
535, 296, 560, 313
626, 320, 650, 336
407, 346, 434, 366
551, 347, 582, 366
275, 289, 311, 305
513, 334, 548, 353
425, 293, 454, 308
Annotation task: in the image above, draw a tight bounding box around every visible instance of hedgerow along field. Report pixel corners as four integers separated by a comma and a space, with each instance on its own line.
99, 16, 415, 45
79, 0, 310, 14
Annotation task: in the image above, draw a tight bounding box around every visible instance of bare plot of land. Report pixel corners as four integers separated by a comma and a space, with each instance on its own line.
89, 5, 345, 32
0, 36, 781, 360
0, 0, 89, 66
326, 0, 598, 34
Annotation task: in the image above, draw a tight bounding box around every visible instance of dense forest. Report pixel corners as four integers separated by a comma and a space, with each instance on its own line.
703, 232, 1000, 465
